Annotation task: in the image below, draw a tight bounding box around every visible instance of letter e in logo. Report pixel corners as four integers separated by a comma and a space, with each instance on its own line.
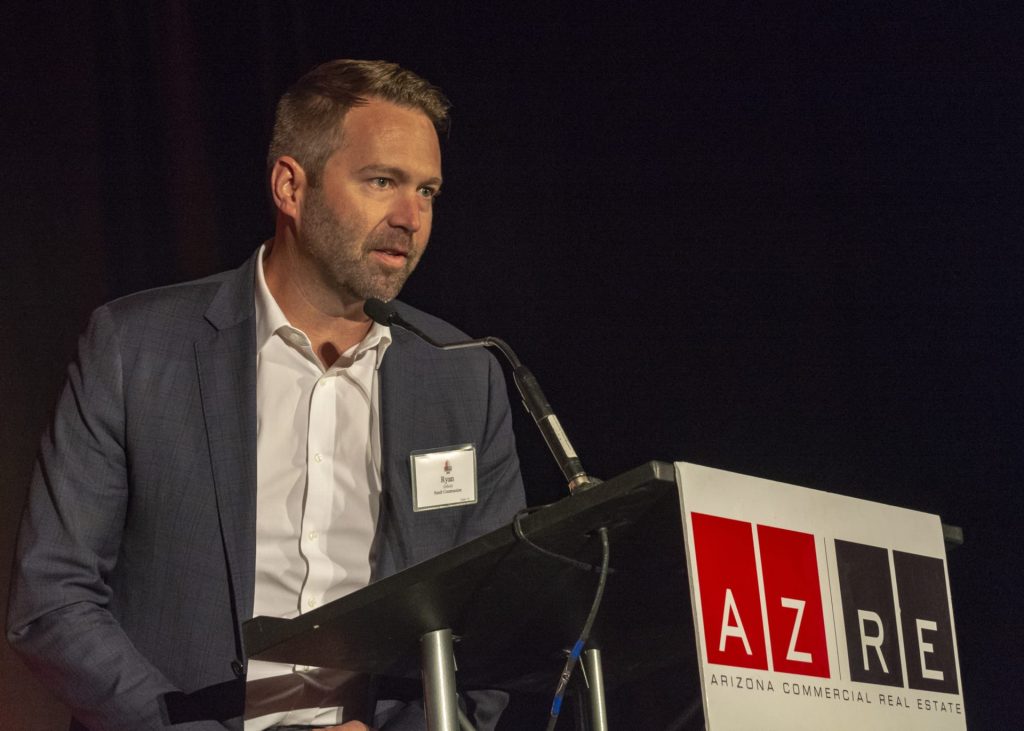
893, 551, 959, 694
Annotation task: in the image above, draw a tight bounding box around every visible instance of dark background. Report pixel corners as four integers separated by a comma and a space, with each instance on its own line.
2, 2, 1021, 728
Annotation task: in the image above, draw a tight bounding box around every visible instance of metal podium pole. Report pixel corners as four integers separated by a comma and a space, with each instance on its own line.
582, 648, 609, 731
421, 628, 459, 731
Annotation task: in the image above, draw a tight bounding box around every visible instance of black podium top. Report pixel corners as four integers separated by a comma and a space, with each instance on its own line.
244, 461, 697, 693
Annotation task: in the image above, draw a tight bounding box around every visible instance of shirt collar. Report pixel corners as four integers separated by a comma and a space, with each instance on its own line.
254, 242, 392, 370
355, 319, 392, 372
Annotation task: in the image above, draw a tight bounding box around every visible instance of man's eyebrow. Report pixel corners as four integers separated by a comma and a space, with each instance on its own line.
356, 164, 442, 186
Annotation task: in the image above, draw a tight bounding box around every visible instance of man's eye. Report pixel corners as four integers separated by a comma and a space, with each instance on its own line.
371, 177, 391, 189
418, 186, 440, 200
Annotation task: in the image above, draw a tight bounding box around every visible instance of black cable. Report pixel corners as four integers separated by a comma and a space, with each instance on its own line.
457, 697, 477, 731
512, 508, 614, 574
544, 526, 610, 731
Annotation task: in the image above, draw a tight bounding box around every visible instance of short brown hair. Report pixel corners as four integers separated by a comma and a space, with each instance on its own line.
268, 59, 450, 187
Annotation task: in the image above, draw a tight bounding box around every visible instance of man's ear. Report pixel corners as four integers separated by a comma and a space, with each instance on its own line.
270, 156, 307, 220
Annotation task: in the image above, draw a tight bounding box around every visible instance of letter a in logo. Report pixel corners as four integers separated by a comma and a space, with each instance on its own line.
719, 588, 753, 655
690, 513, 768, 670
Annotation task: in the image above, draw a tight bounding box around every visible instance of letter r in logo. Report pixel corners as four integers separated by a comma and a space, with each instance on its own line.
835, 540, 903, 687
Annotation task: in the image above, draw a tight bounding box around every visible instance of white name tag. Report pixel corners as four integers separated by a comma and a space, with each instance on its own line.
410, 444, 478, 511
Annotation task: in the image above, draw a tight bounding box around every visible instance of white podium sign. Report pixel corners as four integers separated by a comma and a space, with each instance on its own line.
675, 462, 966, 730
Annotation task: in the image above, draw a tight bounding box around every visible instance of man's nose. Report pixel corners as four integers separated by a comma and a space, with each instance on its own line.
388, 191, 424, 233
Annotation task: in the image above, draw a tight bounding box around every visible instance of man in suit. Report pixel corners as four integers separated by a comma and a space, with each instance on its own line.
7, 60, 525, 730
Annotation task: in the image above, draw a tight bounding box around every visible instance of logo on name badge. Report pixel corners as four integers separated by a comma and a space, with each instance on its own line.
410, 444, 478, 512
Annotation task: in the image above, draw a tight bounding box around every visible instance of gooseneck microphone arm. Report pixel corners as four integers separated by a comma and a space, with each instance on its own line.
364, 298, 596, 494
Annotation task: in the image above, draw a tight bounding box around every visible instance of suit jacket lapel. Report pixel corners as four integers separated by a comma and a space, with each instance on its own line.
376, 327, 422, 578
380, 326, 417, 469
195, 255, 259, 634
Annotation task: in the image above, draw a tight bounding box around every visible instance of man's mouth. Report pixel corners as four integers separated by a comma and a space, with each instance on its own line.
370, 247, 410, 267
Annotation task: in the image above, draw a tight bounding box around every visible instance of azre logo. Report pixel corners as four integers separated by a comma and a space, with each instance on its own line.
689, 513, 959, 694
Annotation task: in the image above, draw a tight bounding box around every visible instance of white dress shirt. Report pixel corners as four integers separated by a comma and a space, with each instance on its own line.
245, 245, 391, 728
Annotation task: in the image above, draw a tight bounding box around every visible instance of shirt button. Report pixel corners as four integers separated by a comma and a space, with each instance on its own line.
308, 530, 319, 541
307, 597, 317, 608
313, 453, 323, 463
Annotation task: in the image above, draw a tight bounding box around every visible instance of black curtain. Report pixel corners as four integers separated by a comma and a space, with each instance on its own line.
3, 3, 1021, 728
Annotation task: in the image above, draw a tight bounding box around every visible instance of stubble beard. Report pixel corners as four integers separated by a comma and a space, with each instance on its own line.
300, 188, 422, 305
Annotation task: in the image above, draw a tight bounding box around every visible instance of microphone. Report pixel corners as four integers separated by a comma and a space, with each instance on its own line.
364, 298, 596, 494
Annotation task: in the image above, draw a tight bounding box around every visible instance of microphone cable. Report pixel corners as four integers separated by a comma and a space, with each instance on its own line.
545, 526, 610, 731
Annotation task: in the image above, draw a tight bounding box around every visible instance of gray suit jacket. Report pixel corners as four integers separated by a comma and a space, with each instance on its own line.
7, 252, 525, 730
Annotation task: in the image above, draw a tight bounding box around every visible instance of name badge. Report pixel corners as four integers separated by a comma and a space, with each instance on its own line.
410, 444, 478, 511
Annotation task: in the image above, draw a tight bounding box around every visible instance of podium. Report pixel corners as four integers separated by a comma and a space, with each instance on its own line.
243, 461, 699, 728
244, 460, 967, 730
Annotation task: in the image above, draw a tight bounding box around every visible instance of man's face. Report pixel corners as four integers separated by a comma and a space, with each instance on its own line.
297, 98, 442, 307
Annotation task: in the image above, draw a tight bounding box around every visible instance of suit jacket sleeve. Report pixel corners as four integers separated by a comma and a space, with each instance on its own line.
7, 306, 225, 731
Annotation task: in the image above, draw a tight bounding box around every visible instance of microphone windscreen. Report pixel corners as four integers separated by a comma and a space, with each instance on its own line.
363, 298, 397, 326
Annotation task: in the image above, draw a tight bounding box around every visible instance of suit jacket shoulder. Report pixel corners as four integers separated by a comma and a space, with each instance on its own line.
100, 256, 255, 348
